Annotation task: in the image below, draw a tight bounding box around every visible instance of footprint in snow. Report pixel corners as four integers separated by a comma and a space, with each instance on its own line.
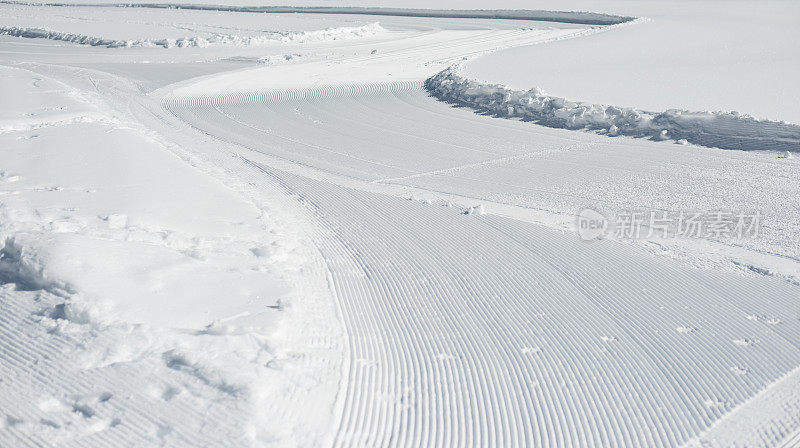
5, 415, 24, 428
39, 418, 60, 429
733, 339, 754, 347
72, 403, 95, 419
676, 326, 696, 334
161, 386, 181, 401
100, 213, 127, 229
250, 246, 272, 258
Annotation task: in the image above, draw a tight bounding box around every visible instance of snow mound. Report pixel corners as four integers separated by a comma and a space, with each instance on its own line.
0, 22, 385, 48
425, 67, 800, 152
0, 237, 70, 293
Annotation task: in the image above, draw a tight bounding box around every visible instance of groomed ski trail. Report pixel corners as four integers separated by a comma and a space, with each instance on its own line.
164, 80, 800, 446
11, 5, 795, 445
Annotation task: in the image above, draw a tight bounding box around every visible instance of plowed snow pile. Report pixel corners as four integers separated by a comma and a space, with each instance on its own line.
0, 3, 384, 48
425, 66, 800, 152
0, 23, 385, 48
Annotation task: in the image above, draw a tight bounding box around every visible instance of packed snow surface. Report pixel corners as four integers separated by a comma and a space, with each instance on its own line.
1, 2, 799, 447
462, 0, 800, 124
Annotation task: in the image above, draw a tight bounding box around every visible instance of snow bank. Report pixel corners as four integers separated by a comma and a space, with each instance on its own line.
150, 5, 632, 25
0, 22, 385, 48
15, 3, 634, 25
425, 67, 800, 152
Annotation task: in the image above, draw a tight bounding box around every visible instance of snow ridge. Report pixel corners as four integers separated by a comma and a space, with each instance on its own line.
425, 67, 800, 152
0, 22, 385, 48
0, 2, 635, 26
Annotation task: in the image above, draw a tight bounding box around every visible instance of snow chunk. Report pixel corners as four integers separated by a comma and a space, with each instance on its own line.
464, 204, 485, 215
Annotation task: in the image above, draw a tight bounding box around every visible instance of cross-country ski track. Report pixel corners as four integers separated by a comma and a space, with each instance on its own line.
157, 16, 800, 447
3, 4, 800, 447
163, 85, 800, 446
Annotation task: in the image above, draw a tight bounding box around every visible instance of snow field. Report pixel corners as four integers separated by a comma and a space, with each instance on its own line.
0, 65, 343, 446
684, 364, 800, 447
166, 79, 800, 282
1, 2, 799, 446
460, 0, 800, 124
241, 164, 800, 447
164, 78, 800, 447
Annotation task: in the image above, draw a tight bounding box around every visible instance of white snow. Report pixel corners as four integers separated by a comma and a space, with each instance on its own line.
0, 64, 343, 446
0, 23, 386, 48
425, 66, 800, 152
460, 0, 800, 124
684, 365, 800, 447
1, 2, 799, 447
0, 2, 381, 41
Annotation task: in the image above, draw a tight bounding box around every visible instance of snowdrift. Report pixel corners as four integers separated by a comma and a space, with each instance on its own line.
425, 67, 800, 152
0, 22, 385, 48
